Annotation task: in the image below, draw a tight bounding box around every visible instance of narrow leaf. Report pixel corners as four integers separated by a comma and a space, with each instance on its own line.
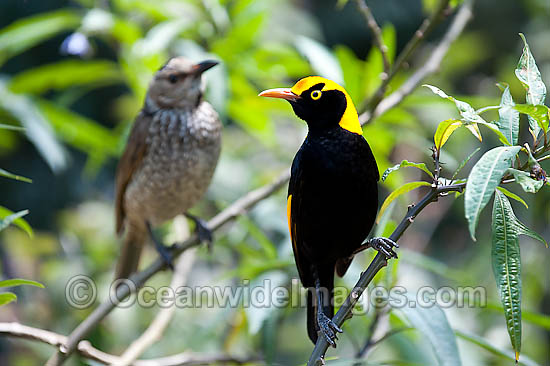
465, 146, 522, 240
515, 33, 547, 137
0, 123, 24, 131
0, 278, 44, 288
496, 186, 528, 209
381, 160, 434, 181
497, 86, 520, 145
491, 190, 522, 359
455, 329, 538, 366
377, 181, 432, 223
0, 206, 32, 237
451, 147, 480, 180
399, 302, 462, 366
0, 168, 31, 183
0, 293, 17, 306
464, 123, 483, 142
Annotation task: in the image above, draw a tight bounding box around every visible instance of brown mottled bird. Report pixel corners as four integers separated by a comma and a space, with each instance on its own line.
114, 57, 221, 280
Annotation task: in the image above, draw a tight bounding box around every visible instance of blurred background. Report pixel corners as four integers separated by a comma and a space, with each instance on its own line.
0, 0, 549, 365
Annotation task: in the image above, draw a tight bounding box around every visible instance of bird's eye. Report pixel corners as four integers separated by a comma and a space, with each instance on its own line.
310, 90, 322, 100
168, 74, 178, 84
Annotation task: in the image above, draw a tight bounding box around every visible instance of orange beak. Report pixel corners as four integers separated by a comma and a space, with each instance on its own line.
258, 88, 300, 102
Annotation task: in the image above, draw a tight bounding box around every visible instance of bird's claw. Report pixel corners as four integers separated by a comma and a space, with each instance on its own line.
186, 214, 214, 251
317, 312, 342, 348
368, 237, 399, 260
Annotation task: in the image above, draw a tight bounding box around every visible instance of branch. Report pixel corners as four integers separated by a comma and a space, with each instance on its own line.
355, 0, 390, 74
115, 217, 196, 366
361, 0, 474, 124
306, 182, 466, 366
362, 0, 452, 117
45, 170, 290, 366
0, 322, 255, 366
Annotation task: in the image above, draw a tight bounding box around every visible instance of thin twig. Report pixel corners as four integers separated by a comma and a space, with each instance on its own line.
306, 182, 466, 366
114, 217, 196, 366
360, 0, 473, 125
0, 322, 256, 366
45, 171, 290, 366
355, 0, 390, 74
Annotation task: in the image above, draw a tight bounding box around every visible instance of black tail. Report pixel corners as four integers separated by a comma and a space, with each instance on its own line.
306, 265, 335, 344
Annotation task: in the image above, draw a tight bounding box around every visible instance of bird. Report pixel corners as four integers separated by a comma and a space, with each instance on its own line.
114, 57, 221, 280
259, 76, 397, 346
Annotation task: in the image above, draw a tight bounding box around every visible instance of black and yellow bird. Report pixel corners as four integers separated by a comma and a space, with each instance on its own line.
260, 77, 397, 346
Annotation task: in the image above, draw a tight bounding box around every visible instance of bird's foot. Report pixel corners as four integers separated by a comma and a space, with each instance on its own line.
317, 312, 342, 348
185, 214, 214, 251
147, 222, 174, 270
367, 237, 399, 260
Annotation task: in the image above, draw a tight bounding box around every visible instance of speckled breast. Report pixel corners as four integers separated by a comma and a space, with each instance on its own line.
124, 102, 221, 226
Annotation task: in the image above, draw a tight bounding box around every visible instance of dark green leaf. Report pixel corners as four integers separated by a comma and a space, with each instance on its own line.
491, 190, 522, 360
465, 146, 521, 240
514, 104, 549, 134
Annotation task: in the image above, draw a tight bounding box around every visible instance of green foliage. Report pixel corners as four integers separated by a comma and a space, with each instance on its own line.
0, 278, 44, 307
464, 146, 521, 240
515, 33, 546, 138
381, 160, 434, 182
397, 302, 461, 366
377, 181, 432, 222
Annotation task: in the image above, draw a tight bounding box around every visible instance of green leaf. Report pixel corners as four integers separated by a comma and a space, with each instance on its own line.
381, 160, 434, 182
514, 104, 549, 134
497, 86, 520, 145
0, 206, 32, 237
425, 85, 510, 145
496, 186, 528, 209
451, 147, 480, 180
491, 190, 522, 360
515, 33, 547, 138
0, 293, 17, 306
0, 168, 31, 183
0, 278, 44, 288
377, 181, 432, 223
0, 10, 81, 66
434, 119, 462, 150
465, 146, 522, 240
455, 329, 539, 366
9, 60, 123, 95
0, 81, 67, 172
294, 36, 344, 85
398, 302, 462, 366
507, 168, 544, 193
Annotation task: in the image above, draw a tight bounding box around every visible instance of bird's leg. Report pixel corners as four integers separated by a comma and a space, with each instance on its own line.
184, 213, 213, 251
353, 237, 399, 260
314, 274, 342, 347
146, 222, 174, 270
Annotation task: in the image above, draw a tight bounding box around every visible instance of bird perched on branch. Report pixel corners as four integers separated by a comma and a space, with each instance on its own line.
260, 77, 397, 346
114, 57, 221, 280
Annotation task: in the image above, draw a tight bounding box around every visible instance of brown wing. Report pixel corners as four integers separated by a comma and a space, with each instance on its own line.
115, 112, 151, 235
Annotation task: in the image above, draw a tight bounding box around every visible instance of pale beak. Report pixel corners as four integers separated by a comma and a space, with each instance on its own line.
258, 88, 300, 102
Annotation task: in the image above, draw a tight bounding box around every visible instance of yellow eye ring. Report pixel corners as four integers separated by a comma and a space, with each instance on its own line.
311, 90, 322, 100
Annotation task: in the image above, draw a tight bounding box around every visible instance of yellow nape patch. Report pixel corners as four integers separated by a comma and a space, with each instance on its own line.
291, 76, 363, 135
287, 195, 292, 240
